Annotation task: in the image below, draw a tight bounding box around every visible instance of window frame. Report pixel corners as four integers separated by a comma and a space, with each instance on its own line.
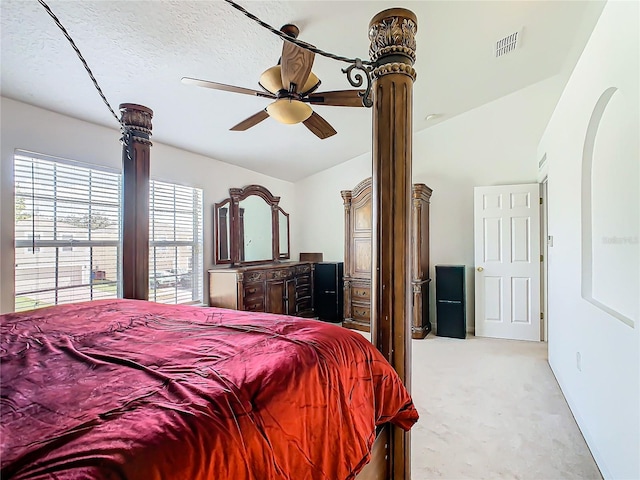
148, 179, 204, 305
13, 150, 122, 311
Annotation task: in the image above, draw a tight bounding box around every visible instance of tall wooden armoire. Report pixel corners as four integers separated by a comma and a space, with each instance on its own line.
341, 178, 373, 333
341, 178, 433, 339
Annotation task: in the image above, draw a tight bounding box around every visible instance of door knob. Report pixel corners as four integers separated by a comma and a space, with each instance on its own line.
477, 267, 484, 272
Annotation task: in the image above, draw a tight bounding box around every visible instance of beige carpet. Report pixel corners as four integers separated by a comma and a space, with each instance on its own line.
409, 335, 602, 480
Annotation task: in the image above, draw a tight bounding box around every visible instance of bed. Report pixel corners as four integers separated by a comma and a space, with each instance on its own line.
3, 4, 419, 478
1, 299, 418, 479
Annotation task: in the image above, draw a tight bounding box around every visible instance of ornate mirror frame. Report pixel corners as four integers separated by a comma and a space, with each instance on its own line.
214, 198, 232, 264
214, 185, 290, 266
277, 206, 290, 260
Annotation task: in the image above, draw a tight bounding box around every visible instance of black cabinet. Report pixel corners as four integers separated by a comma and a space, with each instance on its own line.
435, 265, 466, 339
314, 262, 344, 323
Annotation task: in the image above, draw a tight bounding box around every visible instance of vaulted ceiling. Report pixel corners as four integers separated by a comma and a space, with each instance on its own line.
1, 1, 605, 181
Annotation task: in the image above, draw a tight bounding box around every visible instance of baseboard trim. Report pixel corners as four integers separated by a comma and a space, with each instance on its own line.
548, 361, 610, 479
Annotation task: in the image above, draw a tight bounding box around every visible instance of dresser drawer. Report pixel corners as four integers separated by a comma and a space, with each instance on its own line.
244, 299, 265, 312
296, 274, 311, 288
351, 286, 371, 302
352, 305, 370, 322
297, 297, 313, 313
295, 264, 312, 275
243, 271, 265, 283
296, 285, 312, 299
267, 269, 290, 280
243, 283, 265, 303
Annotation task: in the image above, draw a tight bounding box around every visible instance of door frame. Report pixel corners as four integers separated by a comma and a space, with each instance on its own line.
541, 177, 549, 342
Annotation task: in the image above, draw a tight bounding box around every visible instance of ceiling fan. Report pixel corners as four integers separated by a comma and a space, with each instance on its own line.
182, 24, 366, 139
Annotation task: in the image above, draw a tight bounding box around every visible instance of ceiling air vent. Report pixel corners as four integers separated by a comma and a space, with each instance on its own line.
495, 31, 520, 58
538, 153, 547, 169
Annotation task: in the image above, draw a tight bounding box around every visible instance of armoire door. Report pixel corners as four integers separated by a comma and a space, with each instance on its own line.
342, 178, 373, 332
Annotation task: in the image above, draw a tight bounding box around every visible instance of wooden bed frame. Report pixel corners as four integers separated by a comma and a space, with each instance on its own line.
119, 7, 418, 480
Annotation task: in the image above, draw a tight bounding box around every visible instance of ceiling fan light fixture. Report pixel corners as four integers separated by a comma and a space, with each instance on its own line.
302, 72, 320, 94
267, 99, 312, 124
260, 66, 284, 94
261, 66, 319, 96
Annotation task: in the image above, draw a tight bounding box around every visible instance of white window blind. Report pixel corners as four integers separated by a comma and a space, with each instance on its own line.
14, 152, 121, 311
149, 180, 203, 305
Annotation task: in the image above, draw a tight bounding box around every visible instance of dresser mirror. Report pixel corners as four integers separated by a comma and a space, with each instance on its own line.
239, 195, 273, 262
215, 199, 231, 263
278, 208, 290, 260
214, 185, 290, 265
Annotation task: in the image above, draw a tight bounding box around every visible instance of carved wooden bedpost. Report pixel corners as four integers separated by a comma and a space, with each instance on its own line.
369, 8, 417, 479
120, 103, 153, 300
341, 190, 353, 323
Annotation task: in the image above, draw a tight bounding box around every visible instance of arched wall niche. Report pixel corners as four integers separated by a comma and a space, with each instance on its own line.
581, 86, 638, 329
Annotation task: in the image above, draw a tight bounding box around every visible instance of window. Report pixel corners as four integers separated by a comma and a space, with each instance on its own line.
14, 152, 204, 311
14, 152, 121, 311
149, 180, 203, 305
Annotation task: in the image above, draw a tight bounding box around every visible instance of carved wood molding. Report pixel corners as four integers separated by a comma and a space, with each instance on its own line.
371, 63, 417, 81
120, 103, 153, 145
412, 183, 433, 201
351, 177, 372, 197
229, 184, 281, 205
368, 9, 417, 63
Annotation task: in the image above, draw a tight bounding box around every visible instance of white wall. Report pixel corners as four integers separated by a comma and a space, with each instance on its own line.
0, 97, 295, 313
294, 74, 564, 331
293, 151, 371, 262
537, 1, 639, 478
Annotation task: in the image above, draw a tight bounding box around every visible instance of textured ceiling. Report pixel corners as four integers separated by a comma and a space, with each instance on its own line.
1, 1, 605, 181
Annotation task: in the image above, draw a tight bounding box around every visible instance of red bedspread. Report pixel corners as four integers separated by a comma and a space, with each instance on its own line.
1, 299, 418, 479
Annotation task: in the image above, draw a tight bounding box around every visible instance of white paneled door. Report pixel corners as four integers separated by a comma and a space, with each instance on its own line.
474, 184, 541, 341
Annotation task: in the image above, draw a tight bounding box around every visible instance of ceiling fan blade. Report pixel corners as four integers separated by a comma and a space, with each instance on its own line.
281, 41, 315, 93
307, 90, 367, 107
182, 77, 275, 99
303, 111, 337, 139
230, 110, 270, 131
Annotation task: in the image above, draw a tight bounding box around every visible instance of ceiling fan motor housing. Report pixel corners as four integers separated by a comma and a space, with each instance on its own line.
280, 24, 300, 38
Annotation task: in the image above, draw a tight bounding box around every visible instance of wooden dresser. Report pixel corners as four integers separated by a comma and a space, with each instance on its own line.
341, 178, 433, 338
208, 261, 314, 317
